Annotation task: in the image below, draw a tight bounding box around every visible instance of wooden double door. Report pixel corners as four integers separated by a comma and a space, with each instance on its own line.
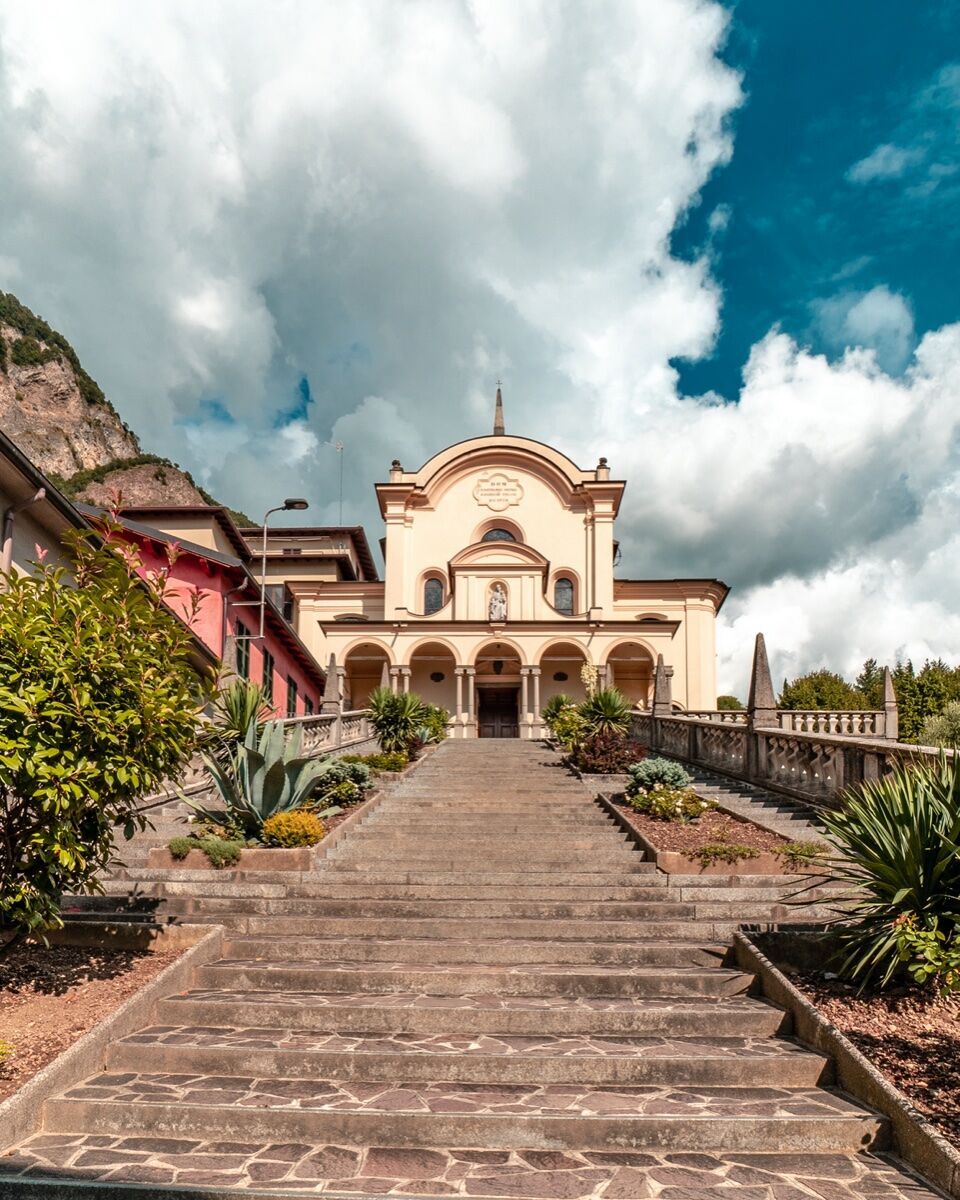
477, 686, 520, 738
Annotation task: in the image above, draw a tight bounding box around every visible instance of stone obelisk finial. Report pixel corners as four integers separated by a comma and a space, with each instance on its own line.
321, 653, 341, 714
651, 654, 673, 717
493, 383, 505, 436
882, 665, 899, 741
747, 633, 778, 728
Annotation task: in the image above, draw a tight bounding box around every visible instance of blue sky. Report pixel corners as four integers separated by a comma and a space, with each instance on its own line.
677, 0, 960, 396
2, 1, 960, 691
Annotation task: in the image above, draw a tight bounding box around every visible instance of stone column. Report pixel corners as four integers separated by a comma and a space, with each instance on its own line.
531, 667, 542, 737
455, 667, 465, 723
400, 667, 411, 694
389, 666, 402, 694
520, 667, 530, 728
466, 667, 476, 727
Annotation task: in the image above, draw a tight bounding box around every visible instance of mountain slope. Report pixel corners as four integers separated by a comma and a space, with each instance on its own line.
0, 292, 248, 521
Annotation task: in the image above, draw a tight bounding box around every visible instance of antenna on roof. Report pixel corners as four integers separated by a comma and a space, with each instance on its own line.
335, 441, 344, 524
493, 382, 505, 436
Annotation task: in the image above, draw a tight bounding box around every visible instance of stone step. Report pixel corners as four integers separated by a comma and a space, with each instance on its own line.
328, 853, 643, 869
223, 935, 729, 967
239, 915, 749, 941
195, 959, 756, 998
44, 1074, 887, 1152
101, 880, 673, 902
323, 865, 660, 880
1, 1142, 936, 1199
108, 1026, 833, 1087
155, 990, 791, 1037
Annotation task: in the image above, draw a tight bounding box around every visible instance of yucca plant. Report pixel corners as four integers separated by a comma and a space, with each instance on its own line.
189, 717, 341, 836
213, 678, 272, 741
368, 687, 428, 754
816, 753, 960, 988
578, 687, 631, 737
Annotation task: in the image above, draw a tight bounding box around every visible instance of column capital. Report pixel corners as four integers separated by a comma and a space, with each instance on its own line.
464, 666, 476, 676
529, 666, 541, 677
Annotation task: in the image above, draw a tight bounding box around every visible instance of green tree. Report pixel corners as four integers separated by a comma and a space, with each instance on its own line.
893, 661, 923, 743
717, 694, 744, 710
855, 658, 884, 709
779, 670, 866, 711
921, 701, 960, 748
0, 528, 206, 943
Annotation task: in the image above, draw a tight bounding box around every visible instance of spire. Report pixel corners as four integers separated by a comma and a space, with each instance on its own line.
747, 633, 778, 728
652, 654, 673, 717
321, 653, 341, 714
493, 383, 505, 436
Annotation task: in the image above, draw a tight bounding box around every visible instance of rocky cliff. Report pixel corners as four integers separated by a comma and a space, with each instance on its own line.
0, 292, 245, 517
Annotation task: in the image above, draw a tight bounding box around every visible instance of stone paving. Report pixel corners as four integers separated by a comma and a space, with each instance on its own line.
0, 1137, 938, 1197
0, 741, 946, 1198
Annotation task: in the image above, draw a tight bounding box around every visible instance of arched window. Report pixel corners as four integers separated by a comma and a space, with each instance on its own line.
423, 577, 444, 614
554, 576, 574, 614
481, 527, 517, 543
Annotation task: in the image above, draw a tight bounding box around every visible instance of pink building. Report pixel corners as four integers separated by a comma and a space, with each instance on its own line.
78, 504, 325, 718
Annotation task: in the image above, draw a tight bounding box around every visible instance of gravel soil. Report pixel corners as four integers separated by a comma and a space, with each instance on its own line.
0, 944, 178, 1103
612, 801, 792, 855
791, 972, 960, 1148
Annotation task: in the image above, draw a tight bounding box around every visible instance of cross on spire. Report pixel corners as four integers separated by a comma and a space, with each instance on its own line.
493, 382, 505, 436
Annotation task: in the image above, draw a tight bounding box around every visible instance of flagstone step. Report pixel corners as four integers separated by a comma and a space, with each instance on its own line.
238, 915, 752, 940
155, 990, 791, 1037
222, 935, 729, 967
97, 879, 672, 902
0, 1140, 936, 1199
108, 1026, 833, 1087
194, 959, 756, 999
44, 1074, 887, 1152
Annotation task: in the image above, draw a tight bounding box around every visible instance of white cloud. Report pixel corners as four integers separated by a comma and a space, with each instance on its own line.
811, 285, 916, 375
1, 3, 960, 699
846, 142, 924, 184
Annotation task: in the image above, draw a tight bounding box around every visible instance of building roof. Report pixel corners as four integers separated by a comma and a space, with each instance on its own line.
238, 525, 380, 582
116, 504, 252, 559
0, 429, 90, 533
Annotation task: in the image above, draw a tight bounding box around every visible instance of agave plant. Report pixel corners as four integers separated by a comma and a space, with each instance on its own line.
578, 687, 631, 737
190, 717, 341, 836
815, 753, 960, 987
368, 687, 428, 754
213, 678, 272, 740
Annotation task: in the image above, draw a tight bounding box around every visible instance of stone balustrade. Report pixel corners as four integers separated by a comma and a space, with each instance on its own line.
630, 710, 942, 806
778, 709, 888, 738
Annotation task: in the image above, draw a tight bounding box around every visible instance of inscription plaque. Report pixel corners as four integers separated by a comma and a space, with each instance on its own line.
473, 471, 524, 513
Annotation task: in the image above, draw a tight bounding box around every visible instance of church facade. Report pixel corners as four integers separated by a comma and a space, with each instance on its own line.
280, 393, 728, 739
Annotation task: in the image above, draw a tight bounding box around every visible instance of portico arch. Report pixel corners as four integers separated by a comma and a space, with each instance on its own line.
343, 640, 394, 709
537, 640, 589, 708
409, 640, 457, 714
603, 639, 656, 708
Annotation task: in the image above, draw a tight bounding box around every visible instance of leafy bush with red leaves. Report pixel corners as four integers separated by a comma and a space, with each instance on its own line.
571, 730, 645, 774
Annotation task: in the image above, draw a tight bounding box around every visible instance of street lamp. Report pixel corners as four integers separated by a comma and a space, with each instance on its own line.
258, 498, 309, 637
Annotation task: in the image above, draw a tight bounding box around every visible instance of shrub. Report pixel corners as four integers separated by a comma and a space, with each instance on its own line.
420, 704, 450, 744
696, 842, 759, 867
190, 718, 342, 836
167, 835, 244, 867
541, 693, 573, 730
628, 785, 714, 823
626, 757, 693, 794
578, 687, 631, 737
571, 730, 645, 774
262, 810, 325, 847
10, 335, 58, 368
212, 679, 271, 742
321, 780, 364, 806
551, 705, 587, 751
894, 915, 960, 995
368, 687, 428, 754
0, 526, 203, 941
816, 754, 960, 988
780, 840, 830, 869
316, 758, 370, 797
920, 700, 960, 748
0, 1040, 13, 1064
341, 751, 408, 772
717, 695, 744, 710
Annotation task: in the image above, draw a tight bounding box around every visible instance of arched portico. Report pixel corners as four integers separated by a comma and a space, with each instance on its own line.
537, 640, 589, 710
343, 640, 393, 709
409, 640, 457, 716
603, 639, 656, 708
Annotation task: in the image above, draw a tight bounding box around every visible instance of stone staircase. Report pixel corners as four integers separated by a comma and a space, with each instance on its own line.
685, 766, 825, 842
0, 741, 938, 1198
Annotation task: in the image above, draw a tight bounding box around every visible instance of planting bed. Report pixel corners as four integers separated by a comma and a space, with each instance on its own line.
791, 972, 960, 1148
611, 801, 813, 874
0, 944, 178, 1103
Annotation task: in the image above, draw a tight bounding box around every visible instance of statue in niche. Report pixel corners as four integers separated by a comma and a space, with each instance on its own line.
488, 583, 507, 622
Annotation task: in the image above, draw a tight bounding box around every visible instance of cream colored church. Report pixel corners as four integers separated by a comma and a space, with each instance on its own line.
268, 392, 727, 738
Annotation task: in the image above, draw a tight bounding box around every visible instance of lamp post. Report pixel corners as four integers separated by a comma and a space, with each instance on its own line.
258, 497, 309, 638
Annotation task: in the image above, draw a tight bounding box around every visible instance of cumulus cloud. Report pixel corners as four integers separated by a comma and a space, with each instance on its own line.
1, 3, 959, 697
810, 285, 916, 375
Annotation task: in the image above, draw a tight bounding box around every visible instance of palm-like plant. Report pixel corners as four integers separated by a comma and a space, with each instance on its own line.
578, 687, 631, 737
816, 753, 960, 987
190, 718, 340, 836
368, 687, 428, 754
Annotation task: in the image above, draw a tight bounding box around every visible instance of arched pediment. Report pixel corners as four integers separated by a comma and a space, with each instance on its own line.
449, 540, 549, 571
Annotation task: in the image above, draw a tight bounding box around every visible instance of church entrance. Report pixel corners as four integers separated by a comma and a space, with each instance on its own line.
477, 686, 520, 738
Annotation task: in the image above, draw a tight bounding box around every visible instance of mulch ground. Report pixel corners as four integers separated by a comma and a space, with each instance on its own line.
612, 802, 790, 856
791, 972, 960, 1148
0, 944, 178, 1104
